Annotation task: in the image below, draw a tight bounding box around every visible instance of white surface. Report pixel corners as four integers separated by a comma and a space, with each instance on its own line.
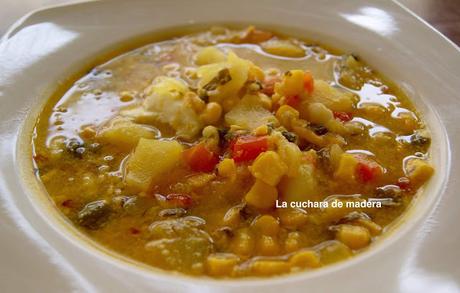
0, 0, 459, 292
0, 0, 80, 35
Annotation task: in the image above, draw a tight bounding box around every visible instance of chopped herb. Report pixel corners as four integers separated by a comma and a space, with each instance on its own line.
281, 131, 297, 143
410, 132, 431, 146
309, 124, 328, 136
203, 68, 232, 92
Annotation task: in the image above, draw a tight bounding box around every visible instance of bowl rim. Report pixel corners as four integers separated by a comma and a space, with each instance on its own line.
1, 0, 459, 289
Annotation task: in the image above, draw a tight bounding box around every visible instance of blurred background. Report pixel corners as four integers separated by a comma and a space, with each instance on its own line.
0, 0, 459, 45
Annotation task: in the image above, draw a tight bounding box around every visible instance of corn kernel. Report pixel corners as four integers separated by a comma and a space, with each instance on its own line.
281, 69, 306, 96
336, 224, 371, 250
185, 92, 206, 113
276, 105, 299, 129
289, 250, 321, 268
206, 254, 239, 276
259, 94, 273, 110
249, 151, 288, 186
218, 158, 237, 179
200, 102, 222, 125
284, 232, 303, 253
231, 228, 255, 257
354, 218, 382, 236
254, 124, 269, 136
245, 179, 278, 209
250, 260, 290, 276
257, 235, 280, 256
252, 215, 280, 236
277, 208, 308, 229
249, 64, 265, 81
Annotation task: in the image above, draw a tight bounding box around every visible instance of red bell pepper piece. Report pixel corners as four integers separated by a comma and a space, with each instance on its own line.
183, 144, 219, 172
333, 111, 353, 122
356, 160, 382, 183
231, 135, 269, 163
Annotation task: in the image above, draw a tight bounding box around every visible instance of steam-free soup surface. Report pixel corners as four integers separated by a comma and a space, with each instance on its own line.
32, 27, 434, 277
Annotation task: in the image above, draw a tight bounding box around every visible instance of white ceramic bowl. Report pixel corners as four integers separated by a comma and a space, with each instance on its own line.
1, 0, 459, 292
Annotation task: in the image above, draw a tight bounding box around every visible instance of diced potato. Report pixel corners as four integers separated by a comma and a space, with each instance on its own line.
319, 199, 355, 223
256, 235, 280, 256
198, 51, 250, 102
218, 158, 237, 179
301, 80, 354, 113
261, 39, 305, 58
404, 158, 434, 188
125, 138, 183, 191
206, 253, 239, 277
249, 151, 288, 186
245, 179, 278, 209
334, 153, 358, 181
329, 144, 344, 168
279, 163, 318, 203
225, 95, 278, 130
250, 260, 290, 276
335, 224, 371, 250
252, 215, 280, 236
144, 76, 188, 98
97, 117, 157, 151
289, 250, 321, 268
122, 77, 202, 140
195, 47, 226, 65
273, 132, 302, 177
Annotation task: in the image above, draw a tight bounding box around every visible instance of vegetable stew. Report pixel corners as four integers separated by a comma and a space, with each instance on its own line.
32, 26, 434, 278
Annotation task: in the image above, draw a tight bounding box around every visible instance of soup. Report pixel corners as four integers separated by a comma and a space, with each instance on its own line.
32, 26, 434, 277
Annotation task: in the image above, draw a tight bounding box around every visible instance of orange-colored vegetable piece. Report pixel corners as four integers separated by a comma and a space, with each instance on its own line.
183, 144, 219, 172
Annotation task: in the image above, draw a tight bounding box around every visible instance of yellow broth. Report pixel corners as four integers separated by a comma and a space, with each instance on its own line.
32, 26, 433, 277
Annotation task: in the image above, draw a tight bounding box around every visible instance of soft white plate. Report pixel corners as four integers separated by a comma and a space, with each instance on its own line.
0, 0, 459, 292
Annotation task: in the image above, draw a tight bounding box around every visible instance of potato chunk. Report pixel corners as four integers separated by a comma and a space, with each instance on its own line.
335, 224, 371, 250
250, 151, 288, 186
121, 77, 202, 140
195, 47, 226, 65
405, 158, 434, 188
261, 40, 305, 58
225, 94, 278, 130
334, 153, 358, 181
198, 51, 250, 102
245, 179, 278, 209
301, 80, 354, 113
279, 163, 318, 203
97, 117, 157, 151
273, 132, 302, 177
125, 138, 183, 191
